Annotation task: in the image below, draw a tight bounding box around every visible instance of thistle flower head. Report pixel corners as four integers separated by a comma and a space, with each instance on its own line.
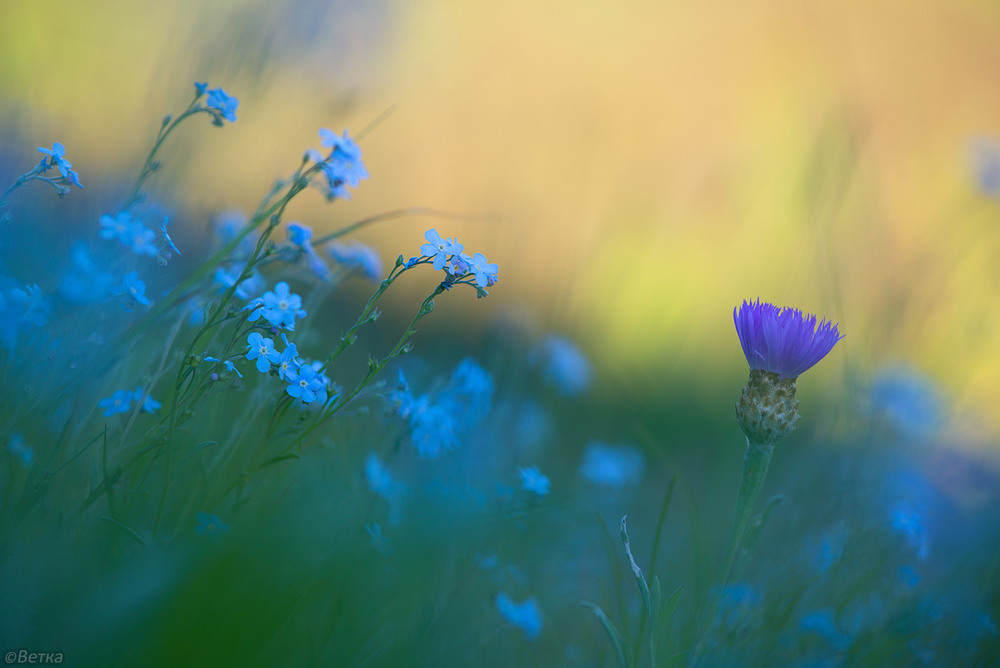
734, 300, 842, 444
734, 299, 842, 379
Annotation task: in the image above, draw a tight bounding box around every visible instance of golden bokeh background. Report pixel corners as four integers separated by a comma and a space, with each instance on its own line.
3, 0, 1000, 435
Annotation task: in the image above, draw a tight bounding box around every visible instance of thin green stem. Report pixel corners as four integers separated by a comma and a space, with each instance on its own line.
687, 438, 773, 667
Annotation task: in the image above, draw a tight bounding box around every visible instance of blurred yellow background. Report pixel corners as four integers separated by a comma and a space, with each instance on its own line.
2, 0, 999, 433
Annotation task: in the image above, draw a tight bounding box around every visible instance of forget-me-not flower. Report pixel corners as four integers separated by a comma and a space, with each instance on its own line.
246, 282, 307, 331
519, 466, 550, 496
8, 433, 34, 469
329, 240, 383, 283
420, 229, 463, 271
196, 511, 230, 539
579, 441, 645, 489
99, 389, 134, 417
496, 592, 543, 640
205, 88, 238, 124
532, 335, 592, 397
246, 332, 280, 373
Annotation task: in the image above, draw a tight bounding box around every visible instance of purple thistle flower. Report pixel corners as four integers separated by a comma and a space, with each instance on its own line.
733, 299, 842, 379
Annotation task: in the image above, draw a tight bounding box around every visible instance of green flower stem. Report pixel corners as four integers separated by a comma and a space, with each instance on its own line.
120, 101, 200, 213
278, 285, 443, 459
687, 438, 774, 668
324, 262, 408, 367
720, 439, 774, 586
0, 163, 45, 209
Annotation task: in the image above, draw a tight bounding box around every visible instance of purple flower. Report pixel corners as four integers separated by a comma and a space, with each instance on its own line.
733, 299, 842, 379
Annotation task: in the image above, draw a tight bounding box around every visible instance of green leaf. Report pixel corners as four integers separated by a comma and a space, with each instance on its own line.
581, 601, 632, 668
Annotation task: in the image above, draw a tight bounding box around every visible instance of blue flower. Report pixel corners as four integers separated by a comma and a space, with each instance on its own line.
205, 356, 244, 379
318, 128, 368, 186
496, 592, 543, 640
37, 142, 72, 177
409, 399, 460, 458
7, 433, 34, 469
246, 282, 306, 330
214, 265, 264, 301
195, 511, 230, 539
285, 363, 324, 403
733, 299, 842, 379
245, 332, 280, 373
276, 335, 300, 381
99, 389, 134, 417
714, 583, 762, 629
800, 609, 849, 651
578, 441, 644, 489
194, 82, 208, 96
532, 335, 592, 396
329, 240, 383, 282
420, 229, 463, 271
205, 88, 238, 123
159, 217, 180, 257
117, 271, 150, 306
286, 222, 313, 247
101, 213, 158, 257
364, 452, 407, 521
100, 212, 132, 242
519, 466, 550, 496
812, 524, 848, 574
889, 501, 930, 560
133, 386, 161, 413
469, 252, 499, 287
445, 357, 494, 428
866, 365, 942, 437
3, 285, 50, 336
316, 129, 368, 199
59, 244, 114, 304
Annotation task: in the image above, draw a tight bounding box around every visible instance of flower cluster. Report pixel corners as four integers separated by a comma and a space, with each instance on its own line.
98, 387, 161, 418
308, 128, 368, 201
389, 358, 494, 459
99, 211, 179, 261
284, 222, 330, 280
408, 229, 499, 294
243, 332, 333, 404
